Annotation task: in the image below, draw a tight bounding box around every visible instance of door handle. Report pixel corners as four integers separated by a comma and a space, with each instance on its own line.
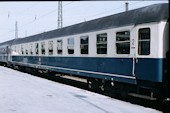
135, 57, 138, 63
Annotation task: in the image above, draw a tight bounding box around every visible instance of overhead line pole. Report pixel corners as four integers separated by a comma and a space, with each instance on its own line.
15, 21, 18, 39
58, 1, 63, 29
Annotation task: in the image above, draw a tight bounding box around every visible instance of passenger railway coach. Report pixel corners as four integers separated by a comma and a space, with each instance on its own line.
0, 3, 169, 101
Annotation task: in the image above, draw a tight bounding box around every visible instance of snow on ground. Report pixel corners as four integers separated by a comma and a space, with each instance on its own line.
0, 66, 162, 113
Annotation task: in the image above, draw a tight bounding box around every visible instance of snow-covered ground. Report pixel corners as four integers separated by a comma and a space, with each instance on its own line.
0, 66, 162, 113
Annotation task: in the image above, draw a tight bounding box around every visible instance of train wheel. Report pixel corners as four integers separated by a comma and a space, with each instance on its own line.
87, 78, 99, 90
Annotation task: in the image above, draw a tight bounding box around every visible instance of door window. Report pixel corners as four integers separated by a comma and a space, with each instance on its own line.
138, 28, 150, 55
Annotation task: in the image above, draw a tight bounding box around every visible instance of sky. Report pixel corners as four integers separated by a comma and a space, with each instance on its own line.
0, 1, 169, 43
0, 66, 161, 113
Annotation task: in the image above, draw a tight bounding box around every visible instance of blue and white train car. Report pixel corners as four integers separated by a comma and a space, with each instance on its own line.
0, 39, 14, 66
0, 3, 169, 100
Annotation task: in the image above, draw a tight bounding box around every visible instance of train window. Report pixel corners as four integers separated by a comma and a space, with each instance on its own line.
26, 50, 29, 55
0, 48, 5, 54
68, 38, 74, 54
48, 41, 53, 55
80, 36, 89, 54
97, 33, 107, 54
41, 42, 45, 55
35, 43, 39, 55
25, 44, 28, 55
57, 40, 62, 54
138, 28, 150, 55
116, 31, 130, 54
30, 44, 33, 55
21, 45, 24, 55
25, 50, 28, 55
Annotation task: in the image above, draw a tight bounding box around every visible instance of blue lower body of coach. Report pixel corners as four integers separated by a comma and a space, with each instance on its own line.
11, 56, 165, 86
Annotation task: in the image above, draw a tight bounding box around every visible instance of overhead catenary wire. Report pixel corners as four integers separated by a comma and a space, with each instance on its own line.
0, 1, 74, 38
64, 1, 143, 25
1, 1, 144, 39
0, 2, 40, 37
20, 1, 74, 27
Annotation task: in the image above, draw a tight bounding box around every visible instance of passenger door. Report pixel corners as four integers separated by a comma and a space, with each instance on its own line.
134, 28, 151, 81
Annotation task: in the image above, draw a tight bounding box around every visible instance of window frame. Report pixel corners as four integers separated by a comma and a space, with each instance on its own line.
41, 42, 46, 55
48, 40, 53, 55
115, 30, 130, 54
29, 44, 33, 55
21, 45, 24, 55
80, 35, 89, 55
35, 43, 39, 55
57, 39, 63, 55
138, 28, 151, 55
25, 44, 28, 55
67, 38, 74, 55
96, 33, 107, 54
